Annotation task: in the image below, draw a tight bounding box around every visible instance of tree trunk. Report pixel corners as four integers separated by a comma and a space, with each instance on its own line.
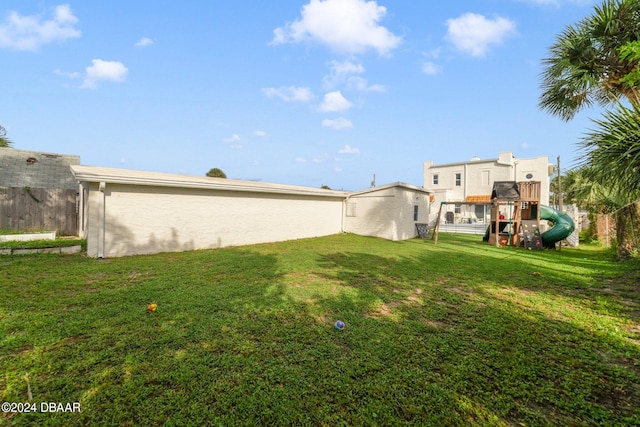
615, 201, 640, 259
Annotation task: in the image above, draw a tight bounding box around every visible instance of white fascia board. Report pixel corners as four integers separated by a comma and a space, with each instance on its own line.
70, 165, 347, 198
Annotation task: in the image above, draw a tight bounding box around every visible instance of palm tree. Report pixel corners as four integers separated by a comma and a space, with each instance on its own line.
619, 40, 640, 88
0, 125, 12, 147
560, 167, 630, 213
578, 104, 640, 257
539, 0, 640, 121
579, 101, 640, 199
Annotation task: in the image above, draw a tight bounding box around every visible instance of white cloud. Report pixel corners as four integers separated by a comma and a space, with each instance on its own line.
323, 60, 385, 92
445, 13, 517, 57
423, 47, 441, 59
339, 144, 360, 154
312, 154, 329, 163
422, 61, 442, 75
135, 37, 154, 47
521, 142, 530, 149
224, 134, 241, 143
0, 4, 81, 51
81, 59, 128, 89
295, 157, 306, 163
262, 86, 314, 102
323, 60, 364, 88
53, 69, 80, 79
319, 91, 352, 112
253, 130, 268, 137
519, 0, 594, 5
348, 76, 385, 92
271, 0, 402, 55
322, 117, 353, 129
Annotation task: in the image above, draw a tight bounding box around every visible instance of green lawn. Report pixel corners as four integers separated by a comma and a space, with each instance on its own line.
1, 233, 639, 426
0, 238, 86, 250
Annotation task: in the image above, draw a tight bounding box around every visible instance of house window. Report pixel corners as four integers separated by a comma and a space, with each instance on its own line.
455, 173, 462, 186
433, 174, 439, 185
413, 205, 419, 221
454, 204, 461, 214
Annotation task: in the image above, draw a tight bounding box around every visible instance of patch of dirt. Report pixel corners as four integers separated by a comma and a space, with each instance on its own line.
7, 344, 34, 356
46, 334, 88, 352
423, 319, 448, 329
368, 303, 394, 318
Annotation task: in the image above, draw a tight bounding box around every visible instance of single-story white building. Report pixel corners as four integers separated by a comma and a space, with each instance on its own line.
344, 183, 431, 241
71, 165, 431, 258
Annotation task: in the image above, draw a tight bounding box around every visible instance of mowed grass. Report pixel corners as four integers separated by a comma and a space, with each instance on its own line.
1, 233, 639, 426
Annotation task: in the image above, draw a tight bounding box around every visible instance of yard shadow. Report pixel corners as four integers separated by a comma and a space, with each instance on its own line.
3, 236, 639, 425
311, 248, 640, 425
97, 217, 197, 257
406, 235, 640, 322
1, 247, 290, 426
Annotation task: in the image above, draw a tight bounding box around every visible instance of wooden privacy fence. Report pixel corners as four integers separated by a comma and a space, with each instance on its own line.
596, 200, 640, 259
0, 186, 78, 235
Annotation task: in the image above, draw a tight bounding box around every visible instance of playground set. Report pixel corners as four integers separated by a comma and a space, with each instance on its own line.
432, 181, 575, 249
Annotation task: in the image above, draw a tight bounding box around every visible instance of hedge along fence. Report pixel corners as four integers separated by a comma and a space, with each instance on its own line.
0, 186, 78, 236
596, 201, 640, 259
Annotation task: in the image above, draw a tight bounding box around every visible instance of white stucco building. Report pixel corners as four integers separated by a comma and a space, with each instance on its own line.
423, 152, 554, 224
344, 183, 431, 241
71, 165, 431, 258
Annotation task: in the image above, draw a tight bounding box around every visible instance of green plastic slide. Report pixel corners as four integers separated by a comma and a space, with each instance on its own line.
540, 205, 575, 248
481, 205, 575, 248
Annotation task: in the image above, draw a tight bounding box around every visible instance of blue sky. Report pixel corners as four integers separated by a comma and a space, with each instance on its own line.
1, 0, 601, 190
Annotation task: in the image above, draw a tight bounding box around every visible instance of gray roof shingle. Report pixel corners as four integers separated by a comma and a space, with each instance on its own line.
0, 147, 80, 189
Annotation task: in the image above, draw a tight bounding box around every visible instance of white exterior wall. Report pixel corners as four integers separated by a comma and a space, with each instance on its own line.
73, 166, 433, 257
513, 156, 552, 206
344, 186, 430, 241
424, 153, 552, 220
85, 183, 344, 257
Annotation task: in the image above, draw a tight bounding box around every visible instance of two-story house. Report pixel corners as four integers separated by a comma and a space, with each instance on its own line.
424, 152, 554, 224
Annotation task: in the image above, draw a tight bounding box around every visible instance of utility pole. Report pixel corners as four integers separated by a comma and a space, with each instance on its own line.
557, 156, 563, 212
557, 156, 562, 251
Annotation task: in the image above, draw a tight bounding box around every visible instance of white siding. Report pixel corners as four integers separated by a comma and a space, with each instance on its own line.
344, 186, 430, 241
87, 183, 343, 257
73, 166, 432, 257
424, 152, 552, 209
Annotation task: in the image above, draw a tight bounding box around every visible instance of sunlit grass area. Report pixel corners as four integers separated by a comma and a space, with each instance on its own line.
1, 233, 639, 425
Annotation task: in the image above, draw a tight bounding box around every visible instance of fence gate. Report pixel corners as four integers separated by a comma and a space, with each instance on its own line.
0, 186, 78, 235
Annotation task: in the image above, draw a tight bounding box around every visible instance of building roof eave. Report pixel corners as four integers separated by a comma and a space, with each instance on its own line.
70, 165, 348, 198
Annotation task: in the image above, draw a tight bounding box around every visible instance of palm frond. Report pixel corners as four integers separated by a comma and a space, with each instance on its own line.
579, 101, 640, 199
0, 125, 12, 148
539, 0, 640, 120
